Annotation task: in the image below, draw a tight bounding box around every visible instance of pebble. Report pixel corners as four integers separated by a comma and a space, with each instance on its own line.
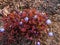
48, 32, 54, 36
24, 17, 29, 22
46, 19, 52, 25
0, 27, 5, 32
37, 41, 40, 45
19, 21, 23, 25
34, 15, 38, 19
20, 11, 23, 13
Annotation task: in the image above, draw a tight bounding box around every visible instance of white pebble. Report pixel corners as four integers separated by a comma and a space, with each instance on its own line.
46, 19, 52, 25
24, 17, 29, 22
37, 41, 40, 45
0, 27, 5, 32
34, 15, 38, 19
20, 11, 22, 13
48, 32, 54, 36
19, 21, 23, 25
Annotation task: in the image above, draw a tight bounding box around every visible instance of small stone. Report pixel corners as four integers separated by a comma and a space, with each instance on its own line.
48, 32, 54, 36
0, 27, 5, 32
37, 41, 40, 45
20, 11, 22, 13
19, 21, 23, 25
24, 17, 29, 22
46, 19, 52, 25
47, 28, 50, 31
34, 15, 38, 19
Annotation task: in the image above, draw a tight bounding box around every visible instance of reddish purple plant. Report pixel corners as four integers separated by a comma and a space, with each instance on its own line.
1, 9, 50, 44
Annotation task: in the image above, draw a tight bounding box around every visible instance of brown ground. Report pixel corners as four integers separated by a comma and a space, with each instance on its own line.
41, 14, 60, 45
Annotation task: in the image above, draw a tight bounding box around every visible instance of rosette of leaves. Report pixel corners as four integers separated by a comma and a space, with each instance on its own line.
2, 9, 48, 45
